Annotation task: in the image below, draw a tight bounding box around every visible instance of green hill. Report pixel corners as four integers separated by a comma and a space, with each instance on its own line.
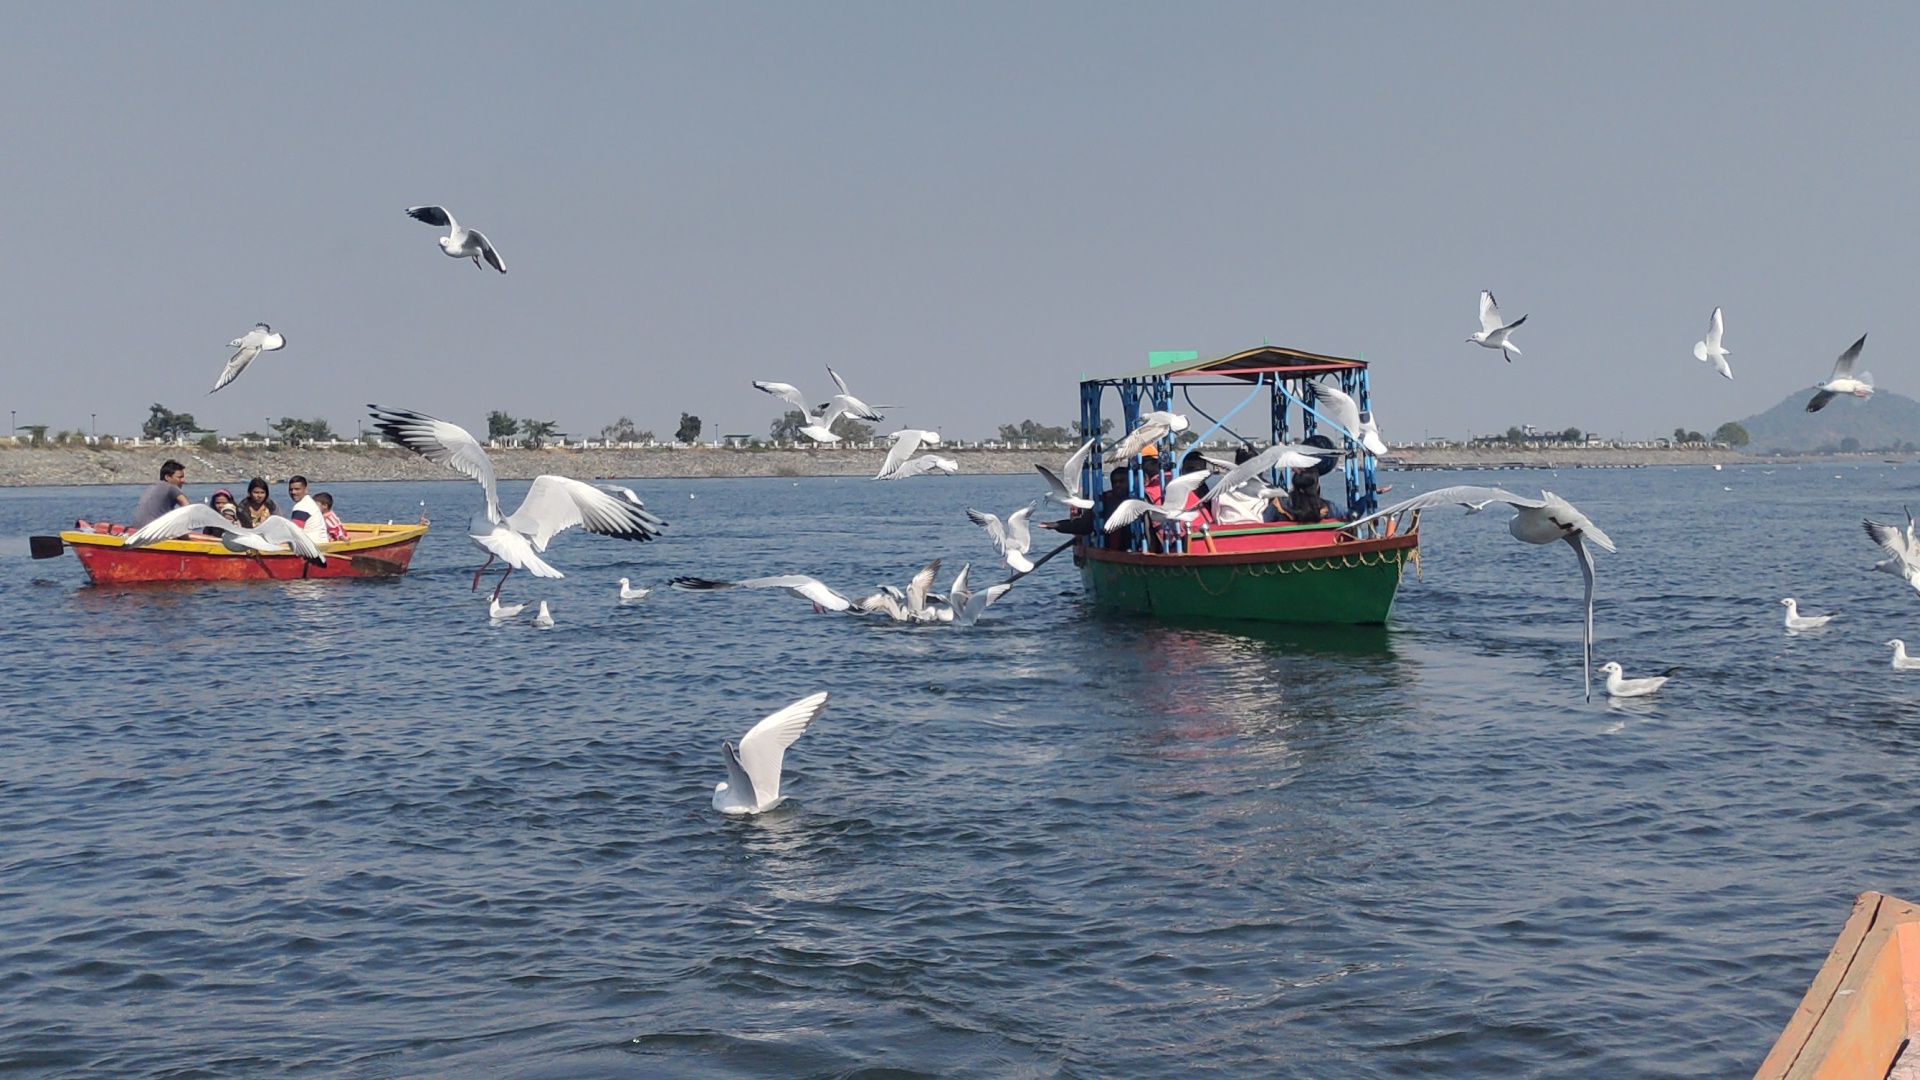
1731, 389, 1920, 453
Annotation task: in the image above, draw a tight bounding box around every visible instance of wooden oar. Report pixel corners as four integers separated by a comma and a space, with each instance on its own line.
28, 535, 65, 560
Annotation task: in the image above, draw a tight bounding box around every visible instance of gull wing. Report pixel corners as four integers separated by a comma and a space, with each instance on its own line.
1805, 389, 1838, 413
1831, 333, 1867, 380
123, 503, 234, 546
470, 230, 506, 273
1104, 499, 1153, 532
249, 516, 326, 561
737, 575, 853, 611
1004, 506, 1033, 554
1540, 492, 1614, 554
1348, 485, 1543, 531
966, 508, 1007, 549
1159, 470, 1213, 511
884, 454, 957, 479
906, 559, 941, 614
1310, 382, 1361, 439
1706, 307, 1724, 351
753, 381, 811, 411
1060, 439, 1094, 491
211, 344, 261, 393
1711, 354, 1732, 380
1102, 419, 1168, 464
506, 475, 666, 550
735, 691, 830, 808
406, 205, 453, 229
954, 582, 1013, 625
877, 431, 930, 478
1034, 464, 1090, 507
1568, 534, 1597, 703
1864, 518, 1919, 562
823, 367, 881, 419
720, 742, 758, 809
827, 365, 854, 397
369, 404, 501, 520
1479, 290, 1505, 334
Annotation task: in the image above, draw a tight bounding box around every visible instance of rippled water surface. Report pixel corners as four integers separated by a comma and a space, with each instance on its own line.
5, 465, 1920, 1077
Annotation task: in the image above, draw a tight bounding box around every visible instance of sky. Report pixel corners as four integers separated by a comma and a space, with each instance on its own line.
2, 3, 1916, 444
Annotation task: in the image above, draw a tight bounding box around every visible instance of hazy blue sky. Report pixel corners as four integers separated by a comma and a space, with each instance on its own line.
3, 4, 1915, 443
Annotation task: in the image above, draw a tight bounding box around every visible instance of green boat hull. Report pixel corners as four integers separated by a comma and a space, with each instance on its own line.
1075, 534, 1416, 625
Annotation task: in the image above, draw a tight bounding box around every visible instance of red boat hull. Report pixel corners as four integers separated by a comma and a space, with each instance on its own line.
61, 523, 426, 584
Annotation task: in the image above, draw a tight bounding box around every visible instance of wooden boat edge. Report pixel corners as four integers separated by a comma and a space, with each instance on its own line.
1754, 890, 1920, 1080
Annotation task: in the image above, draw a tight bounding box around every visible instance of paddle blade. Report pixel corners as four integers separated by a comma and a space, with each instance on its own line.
29, 535, 65, 560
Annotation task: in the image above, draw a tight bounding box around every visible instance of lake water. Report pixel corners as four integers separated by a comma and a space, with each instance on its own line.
3, 464, 1918, 1078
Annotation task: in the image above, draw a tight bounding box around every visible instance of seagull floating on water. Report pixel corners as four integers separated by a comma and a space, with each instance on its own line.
1356, 485, 1614, 700
946, 563, 1013, 626
1806, 334, 1872, 412
405, 205, 505, 272
1597, 661, 1676, 698
210, 323, 286, 393
1468, 290, 1527, 362
1035, 439, 1096, 509
1103, 411, 1190, 464
533, 601, 554, 628
967, 505, 1036, 573
714, 691, 830, 816
856, 560, 947, 622
1693, 307, 1732, 379
489, 596, 524, 621
369, 405, 665, 599
619, 578, 652, 601
1888, 640, 1920, 670
1781, 598, 1836, 630
123, 503, 325, 562
1308, 382, 1389, 456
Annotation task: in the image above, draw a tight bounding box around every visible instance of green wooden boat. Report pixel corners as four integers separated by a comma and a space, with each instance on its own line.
1071, 345, 1416, 625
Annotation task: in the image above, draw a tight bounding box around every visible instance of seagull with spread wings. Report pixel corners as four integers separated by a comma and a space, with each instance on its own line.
1306, 382, 1388, 457
210, 323, 286, 393
1806, 333, 1872, 412
967, 505, 1036, 573
368, 405, 664, 598
1467, 290, 1527, 362
1355, 485, 1615, 700
713, 692, 830, 815
752, 380, 852, 443
670, 573, 859, 613
123, 503, 325, 562
875, 429, 952, 479
1104, 471, 1213, 532
1864, 508, 1920, 595
1199, 443, 1335, 507
1693, 307, 1732, 379
1102, 411, 1190, 464
405, 205, 505, 272
1036, 439, 1096, 509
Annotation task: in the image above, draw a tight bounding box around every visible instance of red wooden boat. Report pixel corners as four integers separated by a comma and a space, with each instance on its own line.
53, 522, 428, 584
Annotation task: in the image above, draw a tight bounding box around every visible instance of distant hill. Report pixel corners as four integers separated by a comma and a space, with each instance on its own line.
1732, 389, 1920, 453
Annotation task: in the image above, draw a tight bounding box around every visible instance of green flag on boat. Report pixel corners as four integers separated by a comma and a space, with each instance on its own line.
1148, 350, 1197, 368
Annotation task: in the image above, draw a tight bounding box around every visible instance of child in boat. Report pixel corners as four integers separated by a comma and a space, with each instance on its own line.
208, 489, 241, 523
313, 492, 350, 542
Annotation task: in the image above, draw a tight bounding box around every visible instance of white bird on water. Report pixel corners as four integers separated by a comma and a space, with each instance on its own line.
1693, 307, 1732, 379
967, 505, 1035, 573
369, 405, 665, 599
1355, 485, 1615, 700
1103, 411, 1190, 464
619, 578, 652, 601
405, 205, 505, 272
1035, 439, 1096, 509
489, 596, 524, 621
946, 563, 1013, 627
1597, 661, 1676, 698
1806, 334, 1872, 412
713, 691, 830, 815
1781, 598, 1836, 630
533, 601, 555, 628
1307, 382, 1389, 457
1468, 290, 1527, 362
1887, 640, 1920, 670
123, 503, 325, 562
210, 323, 286, 393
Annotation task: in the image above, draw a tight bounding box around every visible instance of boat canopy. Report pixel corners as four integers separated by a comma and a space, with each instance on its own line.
1079, 344, 1381, 553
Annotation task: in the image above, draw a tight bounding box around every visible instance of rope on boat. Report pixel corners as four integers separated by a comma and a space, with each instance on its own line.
1110, 546, 1413, 597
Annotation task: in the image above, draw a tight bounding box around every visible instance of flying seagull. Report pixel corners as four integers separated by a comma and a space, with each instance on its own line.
713, 691, 830, 815
1468, 290, 1526, 362
1781, 598, 1836, 630
1806, 333, 1871, 412
1307, 382, 1388, 457
405, 205, 505, 273
1035, 439, 1096, 509
670, 573, 858, 613
1103, 411, 1190, 464
875, 430, 948, 480
1693, 307, 1732, 379
751, 380, 854, 443
1104, 471, 1213, 532
946, 562, 1014, 627
1864, 510, 1920, 595
1199, 443, 1335, 508
1355, 485, 1614, 700
210, 323, 286, 393
123, 503, 325, 562
966, 505, 1036, 573
1597, 661, 1676, 698
368, 405, 665, 598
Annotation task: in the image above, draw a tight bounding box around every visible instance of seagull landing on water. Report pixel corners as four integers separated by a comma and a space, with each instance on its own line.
1597, 662, 1676, 698
405, 205, 505, 273
619, 578, 652, 601
1781, 598, 1837, 630
1806, 334, 1871, 412
714, 691, 830, 815
1693, 307, 1732, 379
211, 323, 286, 393
1352, 485, 1614, 700
1468, 290, 1527, 362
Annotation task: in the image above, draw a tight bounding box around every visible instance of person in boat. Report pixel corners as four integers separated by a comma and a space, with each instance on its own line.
286, 475, 327, 543
313, 492, 350, 542
1037, 465, 1145, 541
236, 478, 278, 527
1277, 468, 1333, 523
132, 460, 190, 528
208, 489, 241, 523
1180, 450, 1218, 527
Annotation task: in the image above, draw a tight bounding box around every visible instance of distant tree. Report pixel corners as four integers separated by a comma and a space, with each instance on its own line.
770, 410, 805, 443
1685, 430, 1705, 444
1505, 426, 1526, 444
142, 403, 204, 441
1841, 436, 1862, 453
519, 419, 561, 449
487, 410, 520, 441
600, 416, 652, 443
1712, 422, 1749, 447
830, 415, 874, 442
272, 417, 334, 444
1561, 427, 1583, 443
1074, 417, 1115, 440
1673, 427, 1689, 444
676, 413, 702, 443
198, 432, 220, 450
997, 419, 1073, 443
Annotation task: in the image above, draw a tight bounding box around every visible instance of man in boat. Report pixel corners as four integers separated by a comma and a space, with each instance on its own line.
132, 460, 190, 528
286, 475, 327, 543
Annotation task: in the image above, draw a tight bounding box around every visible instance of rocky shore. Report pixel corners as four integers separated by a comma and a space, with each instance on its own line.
0, 443, 1802, 487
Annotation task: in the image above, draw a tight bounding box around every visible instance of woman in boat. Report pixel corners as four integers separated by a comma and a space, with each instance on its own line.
1278, 469, 1333, 523
236, 478, 278, 528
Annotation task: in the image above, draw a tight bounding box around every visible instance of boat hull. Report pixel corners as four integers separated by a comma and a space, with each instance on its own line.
1075, 528, 1416, 624
61, 523, 426, 584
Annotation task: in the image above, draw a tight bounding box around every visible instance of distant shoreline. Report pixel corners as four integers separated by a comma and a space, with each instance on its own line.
0, 443, 1856, 488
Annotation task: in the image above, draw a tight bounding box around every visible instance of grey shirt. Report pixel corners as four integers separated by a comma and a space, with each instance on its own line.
132, 481, 186, 527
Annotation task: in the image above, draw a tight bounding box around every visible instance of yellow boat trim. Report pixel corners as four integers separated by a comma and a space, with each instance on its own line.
59, 522, 429, 556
